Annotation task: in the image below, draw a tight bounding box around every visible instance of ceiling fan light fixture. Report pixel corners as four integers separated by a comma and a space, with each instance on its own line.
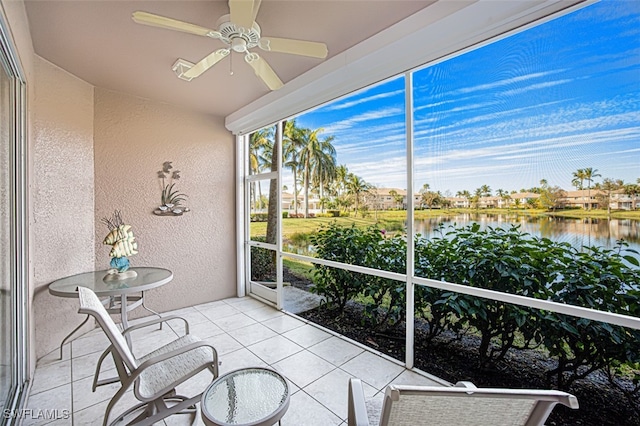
231, 38, 248, 53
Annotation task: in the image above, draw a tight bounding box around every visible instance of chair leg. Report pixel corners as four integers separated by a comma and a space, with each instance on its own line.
131, 395, 200, 426
106, 401, 150, 426
103, 384, 132, 426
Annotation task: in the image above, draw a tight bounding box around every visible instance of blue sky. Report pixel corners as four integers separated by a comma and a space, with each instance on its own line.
293, 0, 639, 195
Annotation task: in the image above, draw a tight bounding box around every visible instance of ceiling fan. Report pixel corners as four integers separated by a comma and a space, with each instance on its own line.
132, 0, 329, 90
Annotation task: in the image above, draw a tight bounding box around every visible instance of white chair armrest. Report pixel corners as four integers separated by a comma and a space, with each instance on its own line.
122, 314, 190, 335
349, 378, 371, 426
131, 340, 218, 381
454, 381, 478, 389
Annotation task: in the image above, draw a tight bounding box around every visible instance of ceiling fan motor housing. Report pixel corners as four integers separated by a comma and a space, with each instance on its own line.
216, 14, 261, 51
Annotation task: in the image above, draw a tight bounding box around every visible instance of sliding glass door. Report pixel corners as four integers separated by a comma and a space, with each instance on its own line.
0, 8, 28, 424
0, 40, 11, 412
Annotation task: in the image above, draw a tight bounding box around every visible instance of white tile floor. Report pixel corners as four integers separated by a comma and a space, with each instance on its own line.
25, 296, 447, 426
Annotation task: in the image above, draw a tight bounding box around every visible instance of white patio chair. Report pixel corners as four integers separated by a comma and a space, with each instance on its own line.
348, 378, 578, 426
77, 286, 220, 426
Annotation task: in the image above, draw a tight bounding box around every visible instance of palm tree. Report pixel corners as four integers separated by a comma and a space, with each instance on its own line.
345, 173, 370, 214
479, 184, 492, 197
249, 127, 274, 174
583, 167, 601, 210
298, 128, 337, 217
266, 122, 284, 245
421, 190, 441, 210
283, 120, 305, 216
331, 164, 350, 212
249, 128, 273, 211
311, 143, 337, 213
571, 168, 586, 190
332, 164, 349, 196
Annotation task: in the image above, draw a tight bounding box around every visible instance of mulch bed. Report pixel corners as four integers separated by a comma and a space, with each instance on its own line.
290, 278, 639, 426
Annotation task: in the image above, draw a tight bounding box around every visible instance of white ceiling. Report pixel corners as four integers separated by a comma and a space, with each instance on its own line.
24, 0, 434, 117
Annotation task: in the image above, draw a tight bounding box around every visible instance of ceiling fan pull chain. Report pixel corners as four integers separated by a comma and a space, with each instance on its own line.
230, 50, 234, 76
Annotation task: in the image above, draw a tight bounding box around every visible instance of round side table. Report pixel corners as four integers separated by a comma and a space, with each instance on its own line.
201, 367, 290, 426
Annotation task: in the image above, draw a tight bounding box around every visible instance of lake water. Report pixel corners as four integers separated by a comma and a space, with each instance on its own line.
414, 213, 640, 264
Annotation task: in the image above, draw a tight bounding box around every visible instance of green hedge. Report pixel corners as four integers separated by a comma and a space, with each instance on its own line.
309, 223, 640, 392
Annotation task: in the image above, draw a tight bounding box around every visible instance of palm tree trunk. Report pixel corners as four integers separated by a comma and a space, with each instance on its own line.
304, 165, 310, 218
293, 169, 299, 216
266, 131, 279, 245
320, 178, 325, 213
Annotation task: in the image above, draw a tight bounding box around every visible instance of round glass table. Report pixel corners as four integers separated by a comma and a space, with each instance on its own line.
49, 266, 173, 354
201, 367, 290, 426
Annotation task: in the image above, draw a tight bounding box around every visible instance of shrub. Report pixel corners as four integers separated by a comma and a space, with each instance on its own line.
538, 241, 640, 389
309, 222, 640, 388
311, 225, 411, 329
362, 234, 408, 329
250, 237, 275, 282
310, 224, 373, 310
417, 224, 554, 365
250, 213, 268, 222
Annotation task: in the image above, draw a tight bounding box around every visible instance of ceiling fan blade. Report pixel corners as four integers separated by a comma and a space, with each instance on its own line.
132, 11, 220, 38
183, 49, 230, 79
259, 37, 328, 59
251, 0, 263, 23
229, 0, 257, 30
245, 53, 283, 90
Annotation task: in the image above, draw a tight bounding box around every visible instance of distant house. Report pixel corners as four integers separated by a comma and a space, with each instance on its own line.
561, 189, 603, 210
367, 187, 407, 210
609, 189, 640, 211
281, 192, 299, 211
449, 197, 470, 208
508, 192, 541, 207
478, 196, 500, 208
363, 188, 424, 210
444, 193, 540, 209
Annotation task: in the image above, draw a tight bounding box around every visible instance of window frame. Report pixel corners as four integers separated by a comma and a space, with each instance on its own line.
234, 0, 640, 371
0, 4, 29, 423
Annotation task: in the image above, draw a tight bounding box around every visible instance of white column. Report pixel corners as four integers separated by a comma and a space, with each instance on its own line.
404, 71, 415, 369
276, 121, 284, 310
236, 134, 246, 297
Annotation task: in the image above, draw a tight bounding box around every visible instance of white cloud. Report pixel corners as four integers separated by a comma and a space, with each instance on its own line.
453, 70, 565, 95
413, 126, 640, 166
500, 78, 574, 97
326, 90, 404, 111
610, 147, 640, 154
322, 107, 403, 134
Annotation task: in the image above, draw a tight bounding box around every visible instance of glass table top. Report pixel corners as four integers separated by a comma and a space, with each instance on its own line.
48, 267, 173, 297
202, 368, 290, 426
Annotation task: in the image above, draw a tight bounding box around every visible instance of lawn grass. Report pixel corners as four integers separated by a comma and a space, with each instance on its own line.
545, 209, 640, 220
282, 257, 315, 281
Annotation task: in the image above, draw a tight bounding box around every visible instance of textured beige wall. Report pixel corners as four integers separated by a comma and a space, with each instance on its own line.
94, 88, 236, 313
32, 56, 96, 359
